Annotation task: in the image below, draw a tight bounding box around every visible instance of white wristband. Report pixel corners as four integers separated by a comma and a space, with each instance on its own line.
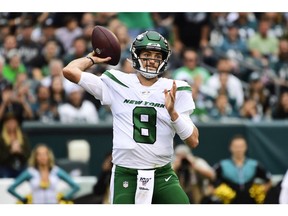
171, 115, 194, 140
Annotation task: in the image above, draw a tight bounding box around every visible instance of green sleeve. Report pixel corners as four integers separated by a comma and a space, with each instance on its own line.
57, 168, 80, 200
7, 170, 32, 202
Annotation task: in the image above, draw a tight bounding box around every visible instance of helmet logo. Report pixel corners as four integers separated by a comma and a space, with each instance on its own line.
147, 43, 160, 47
136, 34, 144, 40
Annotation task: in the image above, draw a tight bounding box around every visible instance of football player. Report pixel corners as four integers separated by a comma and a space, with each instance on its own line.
63, 30, 199, 204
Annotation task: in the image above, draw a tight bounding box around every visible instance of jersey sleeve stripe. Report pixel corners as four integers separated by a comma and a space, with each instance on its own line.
103, 71, 129, 88
176, 86, 191, 91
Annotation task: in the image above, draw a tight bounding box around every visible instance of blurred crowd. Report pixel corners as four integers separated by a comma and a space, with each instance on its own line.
1, 12, 288, 126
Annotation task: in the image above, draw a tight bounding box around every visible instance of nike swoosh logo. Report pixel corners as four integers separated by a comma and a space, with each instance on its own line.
164, 175, 172, 182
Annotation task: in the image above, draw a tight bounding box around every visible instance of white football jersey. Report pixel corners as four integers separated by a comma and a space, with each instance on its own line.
79, 69, 195, 169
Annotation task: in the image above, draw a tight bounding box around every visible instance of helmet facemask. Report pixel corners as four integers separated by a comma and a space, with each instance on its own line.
130, 31, 171, 79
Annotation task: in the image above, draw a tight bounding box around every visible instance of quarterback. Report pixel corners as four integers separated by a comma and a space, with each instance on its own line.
63, 30, 199, 204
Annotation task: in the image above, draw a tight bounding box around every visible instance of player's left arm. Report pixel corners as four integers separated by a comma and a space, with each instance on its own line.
180, 114, 199, 148
164, 80, 199, 148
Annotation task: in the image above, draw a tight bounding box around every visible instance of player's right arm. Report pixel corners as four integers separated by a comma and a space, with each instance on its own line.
62, 52, 111, 83
63, 52, 112, 102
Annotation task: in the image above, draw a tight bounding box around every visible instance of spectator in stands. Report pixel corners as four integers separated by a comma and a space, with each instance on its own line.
0, 82, 33, 124
199, 13, 228, 69
0, 20, 12, 47
272, 90, 288, 119
226, 12, 258, 41
205, 57, 244, 109
172, 13, 210, 53
239, 98, 262, 122
212, 134, 272, 204
261, 12, 286, 39
80, 12, 95, 28
31, 84, 59, 122
58, 84, 99, 123
38, 18, 65, 56
272, 38, 288, 93
49, 75, 67, 107
247, 18, 279, 67
208, 13, 228, 48
215, 22, 249, 59
0, 34, 17, 60
172, 48, 211, 85
55, 15, 83, 54
31, 39, 62, 81
208, 93, 239, 121
41, 58, 72, 93
279, 169, 288, 204
13, 73, 36, 107
7, 143, 80, 204
245, 71, 272, 119
17, 19, 41, 75
215, 22, 250, 78
0, 113, 31, 178
172, 144, 215, 204
0, 34, 18, 61
3, 49, 26, 84
63, 36, 89, 66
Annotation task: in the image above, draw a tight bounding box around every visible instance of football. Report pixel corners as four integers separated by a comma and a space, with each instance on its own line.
91, 25, 121, 66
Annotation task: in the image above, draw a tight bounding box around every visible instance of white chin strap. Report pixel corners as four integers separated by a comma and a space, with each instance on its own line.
139, 68, 158, 79
138, 59, 164, 79
139, 72, 158, 79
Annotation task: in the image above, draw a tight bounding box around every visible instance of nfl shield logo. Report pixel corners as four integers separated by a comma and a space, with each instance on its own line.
123, 181, 129, 188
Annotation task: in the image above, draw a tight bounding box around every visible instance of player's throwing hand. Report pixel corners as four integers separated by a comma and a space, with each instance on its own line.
87, 51, 111, 64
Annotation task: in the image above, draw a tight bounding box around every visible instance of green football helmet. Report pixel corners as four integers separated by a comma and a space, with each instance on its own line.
130, 31, 171, 79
